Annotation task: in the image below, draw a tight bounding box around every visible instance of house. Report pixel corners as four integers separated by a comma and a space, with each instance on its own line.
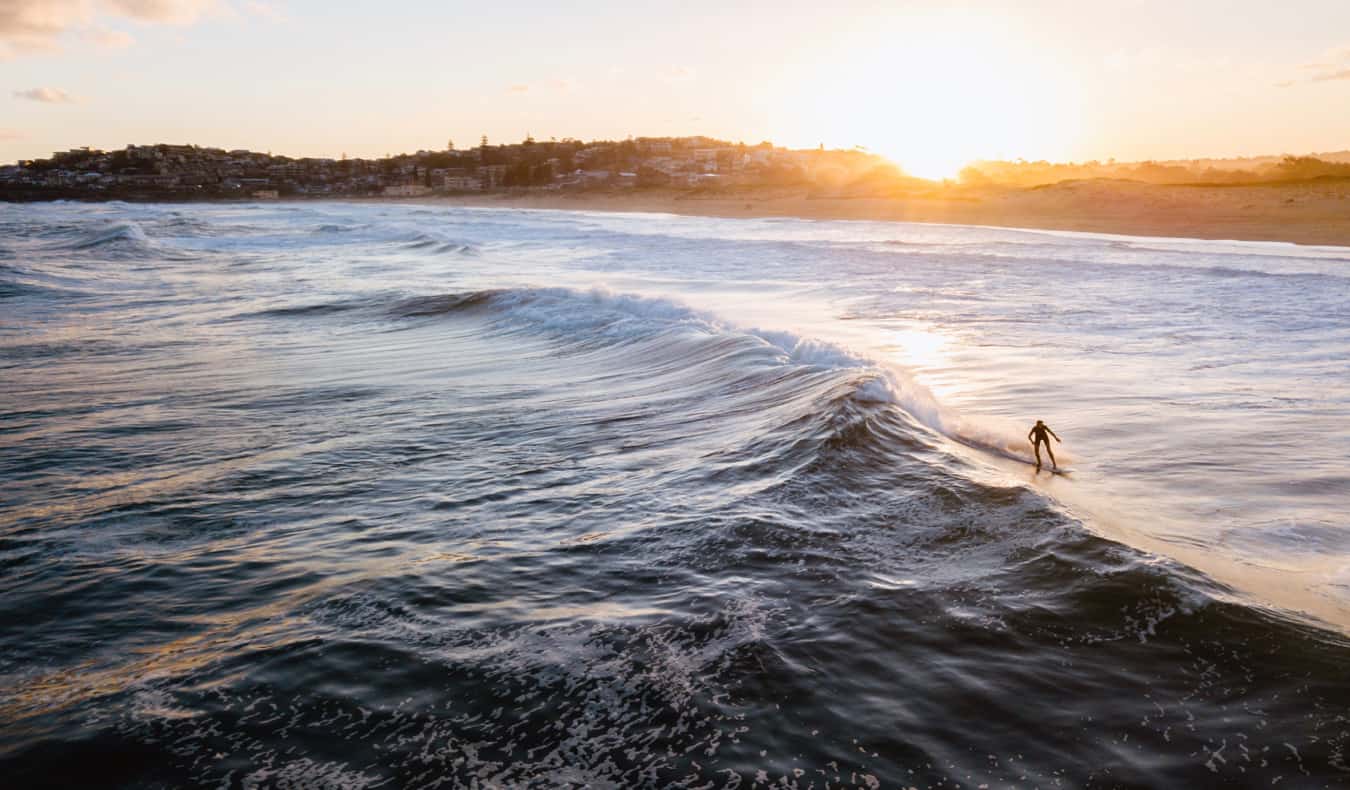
479, 165, 507, 189
383, 184, 432, 197
441, 176, 482, 191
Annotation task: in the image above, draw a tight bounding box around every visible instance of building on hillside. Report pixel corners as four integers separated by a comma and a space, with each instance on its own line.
383, 184, 433, 197
441, 176, 482, 191
479, 165, 507, 189
52, 148, 98, 163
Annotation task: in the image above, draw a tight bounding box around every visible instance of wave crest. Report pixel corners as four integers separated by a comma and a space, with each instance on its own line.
383, 285, 1062, 465
65, 221, 152, 250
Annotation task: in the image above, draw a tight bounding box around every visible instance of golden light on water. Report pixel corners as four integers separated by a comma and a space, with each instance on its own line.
887, 327, 948, 369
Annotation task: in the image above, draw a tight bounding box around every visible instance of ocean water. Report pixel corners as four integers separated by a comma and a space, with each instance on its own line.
2, 200, 1348, 787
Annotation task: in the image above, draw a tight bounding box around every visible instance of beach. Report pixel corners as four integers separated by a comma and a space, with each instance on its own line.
429, 179, 1350, 247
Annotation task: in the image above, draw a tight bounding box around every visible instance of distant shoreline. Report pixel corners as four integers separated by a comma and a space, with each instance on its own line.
408, 181, 1350, 248
8, 178, 1349, 247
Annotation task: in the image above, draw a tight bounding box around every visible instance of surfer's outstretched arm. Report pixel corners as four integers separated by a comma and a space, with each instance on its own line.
1048, 428, 1061, 442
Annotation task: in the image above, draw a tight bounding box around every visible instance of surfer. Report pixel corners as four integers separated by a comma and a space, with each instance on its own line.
1027, 420, 1061, 471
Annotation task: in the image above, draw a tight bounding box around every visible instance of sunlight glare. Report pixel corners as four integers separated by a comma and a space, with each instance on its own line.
888, 327, 948, 369
784, 12, 1082, 180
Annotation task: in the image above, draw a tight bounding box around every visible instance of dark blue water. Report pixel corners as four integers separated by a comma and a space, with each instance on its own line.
2, 202, 1349, 787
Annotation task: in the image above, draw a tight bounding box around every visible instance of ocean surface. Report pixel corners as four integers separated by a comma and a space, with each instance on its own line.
2, 200, 1349, 788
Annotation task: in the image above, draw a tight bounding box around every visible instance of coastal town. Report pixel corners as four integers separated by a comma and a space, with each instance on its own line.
0, 136, 897, 201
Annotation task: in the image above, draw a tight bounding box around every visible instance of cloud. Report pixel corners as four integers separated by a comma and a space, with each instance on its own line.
0, 0, 216, 58
1279, 44, 1350, 86
103, 0, 214, 23
1309, 67, 1350, 83
83, 25, 134, 48
0, 0, 89, 57
506, 78, 578, 96
13, 86, 78, 103
240, 1, 284, 22
660, 65, 696, 83
0, 128, 25, 141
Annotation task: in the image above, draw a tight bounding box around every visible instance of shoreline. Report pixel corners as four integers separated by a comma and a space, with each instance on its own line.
405, 181, 1350, 247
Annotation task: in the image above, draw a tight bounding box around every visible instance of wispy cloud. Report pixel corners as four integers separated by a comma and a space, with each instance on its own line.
505, 78, 577, 96
240, 1, 285, 23
0, 128, 25, 141
1277, 44, 1350, 87
660, 65, 696, 83
82, 25, 134, 49
1309, 67, 1350, 83
103, 0, 215, 24
0, 0, 86, 58
0, 0, 220, 59
13, 86, 78, 103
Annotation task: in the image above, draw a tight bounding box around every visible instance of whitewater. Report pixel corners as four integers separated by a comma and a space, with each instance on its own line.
2, 200, 1348, 787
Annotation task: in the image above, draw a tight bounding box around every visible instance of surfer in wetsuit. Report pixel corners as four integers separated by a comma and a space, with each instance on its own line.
1027, 419, 1061, 471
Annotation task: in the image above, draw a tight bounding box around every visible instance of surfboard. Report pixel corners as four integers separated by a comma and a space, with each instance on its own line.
947, 434, 1074, 478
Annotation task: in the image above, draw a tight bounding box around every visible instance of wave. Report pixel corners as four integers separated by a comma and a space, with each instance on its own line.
378, 285, 1062, 466
248, 301, 371, 319
0, 261, 93, 302
46, 219, 204, 261
401, 231, 480, 255
241, 282, 1040, 464
149, 214, 225, 237
387, 291, 497, 317
64, 220, 152, 250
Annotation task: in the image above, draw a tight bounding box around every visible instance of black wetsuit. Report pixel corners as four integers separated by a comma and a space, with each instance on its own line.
1029, 423, 1058, 468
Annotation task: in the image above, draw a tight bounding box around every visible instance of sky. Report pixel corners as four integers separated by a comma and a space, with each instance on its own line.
2, 0, 1349, 178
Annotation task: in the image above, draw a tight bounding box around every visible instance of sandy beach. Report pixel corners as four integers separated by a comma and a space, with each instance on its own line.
426, 179, 1350, 246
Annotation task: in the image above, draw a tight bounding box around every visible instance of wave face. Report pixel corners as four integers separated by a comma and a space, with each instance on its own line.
2, 201, 1349, 787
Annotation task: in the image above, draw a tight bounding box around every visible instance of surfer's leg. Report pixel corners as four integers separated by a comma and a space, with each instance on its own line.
1047, 444, 1057, 470
1033, 441, 1042, 469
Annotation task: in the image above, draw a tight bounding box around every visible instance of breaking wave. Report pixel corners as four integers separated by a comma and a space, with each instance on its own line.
62, 220, 152, 250
375, 285, 1066, 466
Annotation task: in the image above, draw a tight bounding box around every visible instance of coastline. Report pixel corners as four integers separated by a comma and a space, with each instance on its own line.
409, 180, 1350, 247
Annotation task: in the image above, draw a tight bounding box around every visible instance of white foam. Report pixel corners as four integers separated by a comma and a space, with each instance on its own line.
478, 285, 1053, 462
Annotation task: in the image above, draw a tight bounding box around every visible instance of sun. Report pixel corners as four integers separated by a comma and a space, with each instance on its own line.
777, 11, 1081, 181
